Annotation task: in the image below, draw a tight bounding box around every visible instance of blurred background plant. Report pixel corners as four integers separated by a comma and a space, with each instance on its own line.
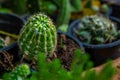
2, 49, 115, 80
73, 15, 120, 44
0, 0, 110, 32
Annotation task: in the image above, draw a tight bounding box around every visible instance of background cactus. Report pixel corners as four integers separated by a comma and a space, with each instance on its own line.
56, 0, 71, 28
74, 15, 119, 44
3, 64, 30, 80
70, 0, 82, 12
18, 13, 57, 59
1, 0, 27, 15
27, 0, 57, 15
0, 37, 6, 48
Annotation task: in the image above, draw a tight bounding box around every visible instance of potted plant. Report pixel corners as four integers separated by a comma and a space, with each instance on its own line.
67, 14, 120, 66
0, 13, 116, 80
2, 49, 115, 80
16, 13, 84, 71
0, 12, 25, 73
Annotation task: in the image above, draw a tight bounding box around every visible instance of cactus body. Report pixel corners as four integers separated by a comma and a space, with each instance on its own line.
0, 37, 6, 48
56, 0, 71, 27
71, 0, 82, 12
3, 64, 30, 80
18, 13, 57, 59
13, 64, 30, 77
74, 15, 117, 44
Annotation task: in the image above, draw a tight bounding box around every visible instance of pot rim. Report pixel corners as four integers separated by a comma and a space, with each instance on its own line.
68, 16, 120, 49
0, 13, 24, 51
0, 42, 17, 51
57, 31, 84, 51
0, 12, 25, 24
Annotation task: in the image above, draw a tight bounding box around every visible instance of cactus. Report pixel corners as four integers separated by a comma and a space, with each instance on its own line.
3, 64, 30, 80
71, 0, 82, 12
74, 15, 118, 44
56, 0, 71, 28
27, 0, 57, 14
18, 13, 57, 59
0, 37, 6, 48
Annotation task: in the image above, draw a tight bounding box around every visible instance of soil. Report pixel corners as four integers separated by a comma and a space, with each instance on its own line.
0, 51, 14, 74
0, 35, 18, 73
50, 34, 81, 70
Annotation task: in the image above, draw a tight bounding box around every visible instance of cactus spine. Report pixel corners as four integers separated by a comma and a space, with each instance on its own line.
0, 37, 6, 48
18, 13, 57, 59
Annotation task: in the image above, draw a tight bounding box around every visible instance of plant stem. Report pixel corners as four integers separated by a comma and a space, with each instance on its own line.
0, 30, 18, 39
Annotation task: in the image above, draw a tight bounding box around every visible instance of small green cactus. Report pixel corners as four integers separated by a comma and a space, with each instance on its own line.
13, 64, 30, 77
0, 37, 6, 48
18, 13, 57, 59
3, 64, 30, 80
74, 15, 119, 44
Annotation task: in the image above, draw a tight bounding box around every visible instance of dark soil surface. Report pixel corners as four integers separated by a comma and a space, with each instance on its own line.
50, 34, 81, 70
0, 51, 14, 74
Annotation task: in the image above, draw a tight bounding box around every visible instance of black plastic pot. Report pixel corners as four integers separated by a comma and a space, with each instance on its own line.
0, 13, 25, 50
67, 16, 120, 66
110, 5, 120, 18
0, 13, 24, 73
105, 6, 112, 16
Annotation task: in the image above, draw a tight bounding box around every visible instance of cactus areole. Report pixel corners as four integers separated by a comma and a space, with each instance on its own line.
18, 13, 57, 59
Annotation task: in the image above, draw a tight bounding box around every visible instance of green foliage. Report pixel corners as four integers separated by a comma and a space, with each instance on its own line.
6, 0, 27, 14
2, 49, 115, 80
3, 64, 30, 80
18, 13, 57, 60
98, 62, 115, 80
1, 0, 82, 32
27, 0, 57, 15
74, 15, 119, 44
56, 0, 71, 28
26, 0, 40, 14
0, 37, 6, 48
56, 0, 82, 30
71, 0, 82, 12
101, 4, 109, 13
